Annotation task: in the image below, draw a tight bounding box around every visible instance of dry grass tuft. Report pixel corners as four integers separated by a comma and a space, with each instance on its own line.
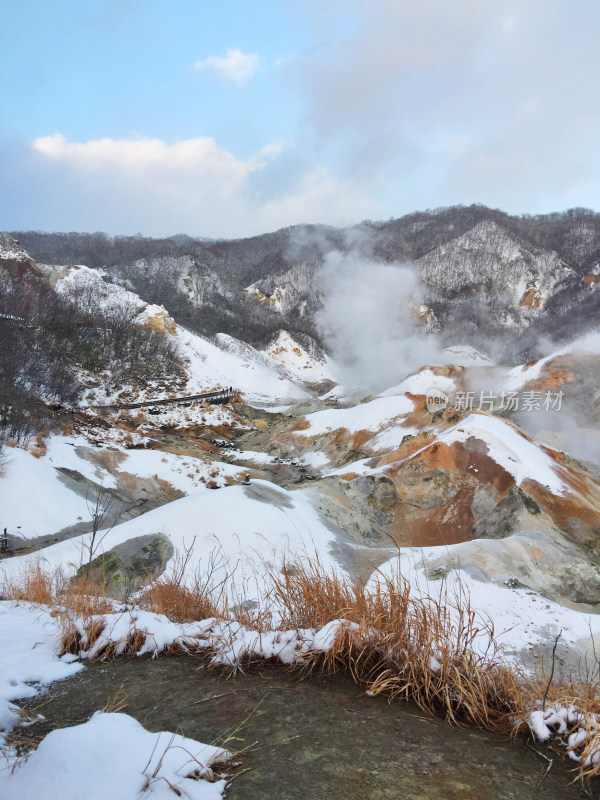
141, 577, 219, 623
30, 434, 47, 459
140, 545, 226, 623
270, 558, 525, 731
2, 562, 115, 658
2, 562, 59, 605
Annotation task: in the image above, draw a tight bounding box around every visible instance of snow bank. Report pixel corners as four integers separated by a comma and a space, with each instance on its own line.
53, 607, 360, 668
0, 602, 82, 747
0, 712, 228, 800
54, 264, 314, 404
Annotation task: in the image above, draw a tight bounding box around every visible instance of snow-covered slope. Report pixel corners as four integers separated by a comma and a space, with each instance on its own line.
299, 395, 414, 437
0, 481, 347, 601
0, 437, 247, 541
44, 263, 319, 403
419, 413, 568, 494
185, 330, 310, 401
0, 445, 95, 538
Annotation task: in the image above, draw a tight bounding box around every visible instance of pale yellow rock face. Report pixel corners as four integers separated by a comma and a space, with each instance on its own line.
143, 310, 177, 336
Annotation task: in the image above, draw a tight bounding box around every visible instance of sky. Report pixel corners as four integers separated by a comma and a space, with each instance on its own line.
1, 0, 599, 238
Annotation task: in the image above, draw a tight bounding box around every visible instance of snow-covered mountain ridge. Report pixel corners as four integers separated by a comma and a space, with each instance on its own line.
13, 205, 600, 361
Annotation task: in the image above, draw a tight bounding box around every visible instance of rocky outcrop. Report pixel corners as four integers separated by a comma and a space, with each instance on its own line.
72, 533, 173, 598
0, 234, 40, 282
421, 529, 600, 609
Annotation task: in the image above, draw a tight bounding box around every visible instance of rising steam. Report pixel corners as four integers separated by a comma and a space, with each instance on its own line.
315, 250, 447, 391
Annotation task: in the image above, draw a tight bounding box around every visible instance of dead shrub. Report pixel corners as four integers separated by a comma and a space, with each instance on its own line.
142, 579, 219, 623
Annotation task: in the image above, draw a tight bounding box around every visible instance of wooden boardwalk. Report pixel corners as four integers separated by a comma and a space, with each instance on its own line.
94, 387, 238, 411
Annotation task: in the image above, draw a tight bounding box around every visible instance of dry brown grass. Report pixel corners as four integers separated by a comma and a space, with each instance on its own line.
271, 558, 525, 732
2, 562, 59, 605
30, 433, 47, 458
141, 577, 220, 623
2, 561, 115, 658
139, 545, 225, 623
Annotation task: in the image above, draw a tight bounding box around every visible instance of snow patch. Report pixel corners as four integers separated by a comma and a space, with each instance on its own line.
299, 395, 414, 437
0, 711, 228, 800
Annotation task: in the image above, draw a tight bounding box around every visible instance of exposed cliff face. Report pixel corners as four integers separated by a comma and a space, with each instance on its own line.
419, 220, 573, 338
0, 233, 41, 282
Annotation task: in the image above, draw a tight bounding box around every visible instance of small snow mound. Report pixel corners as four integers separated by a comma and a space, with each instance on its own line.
0, 711, 229, 800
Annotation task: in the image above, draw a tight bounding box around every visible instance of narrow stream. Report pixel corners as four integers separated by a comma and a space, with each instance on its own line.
20, 654, 591, 800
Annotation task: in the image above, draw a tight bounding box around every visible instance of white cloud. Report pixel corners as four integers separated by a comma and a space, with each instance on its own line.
26, 134, 378, 237
194, 48, 260, 86
32, 133, 262, 184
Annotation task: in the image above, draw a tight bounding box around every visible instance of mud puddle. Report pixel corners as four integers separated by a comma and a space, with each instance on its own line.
20, 655, 590, 800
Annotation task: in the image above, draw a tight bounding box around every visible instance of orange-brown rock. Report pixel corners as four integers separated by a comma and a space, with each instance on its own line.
519, 283, 542, 308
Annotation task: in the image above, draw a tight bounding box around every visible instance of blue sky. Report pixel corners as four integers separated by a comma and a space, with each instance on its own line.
1, 0, 599, 237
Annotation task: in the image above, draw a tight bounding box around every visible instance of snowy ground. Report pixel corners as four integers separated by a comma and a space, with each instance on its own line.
369, 548, 600, 673
0, 603, 82, 747
301, 395, 414, 435
0, 435, 247, 541
0, 712, 229, 800
0, 444, 94, 538
0, 480, 347, 602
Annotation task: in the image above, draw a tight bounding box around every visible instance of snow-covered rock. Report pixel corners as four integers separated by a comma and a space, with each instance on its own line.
264, 330, 333, 383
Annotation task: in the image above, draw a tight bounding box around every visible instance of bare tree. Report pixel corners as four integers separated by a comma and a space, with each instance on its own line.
82, 485, 124, 581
